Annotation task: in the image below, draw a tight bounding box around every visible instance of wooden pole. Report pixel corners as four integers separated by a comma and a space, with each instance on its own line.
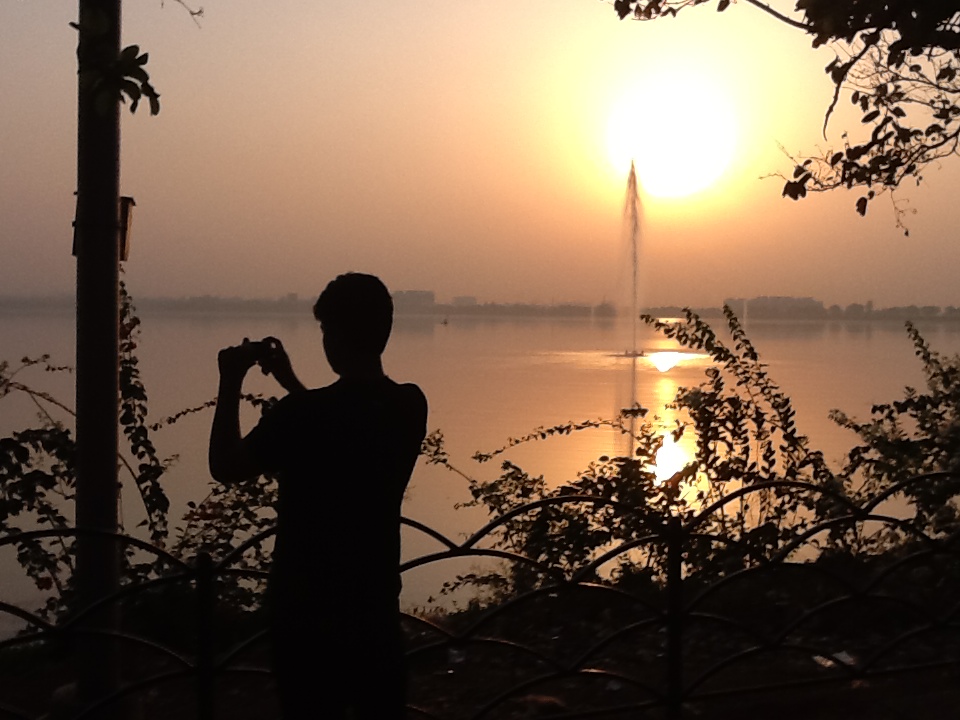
75, 0, 122, 711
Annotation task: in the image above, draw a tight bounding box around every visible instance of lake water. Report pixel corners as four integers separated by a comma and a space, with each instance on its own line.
4, 308, 960, 614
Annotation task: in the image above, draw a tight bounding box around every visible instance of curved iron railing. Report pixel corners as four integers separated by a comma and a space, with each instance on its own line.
1, 474, 959, 719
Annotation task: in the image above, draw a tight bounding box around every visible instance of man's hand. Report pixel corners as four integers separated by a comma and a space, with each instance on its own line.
259, 337, 307, 394
217, 339, 262, 383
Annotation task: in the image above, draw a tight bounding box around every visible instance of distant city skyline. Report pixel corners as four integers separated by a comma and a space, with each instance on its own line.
5, 291, 960, 321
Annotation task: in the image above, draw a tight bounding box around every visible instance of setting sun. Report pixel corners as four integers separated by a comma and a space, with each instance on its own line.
606, 68, 738, 198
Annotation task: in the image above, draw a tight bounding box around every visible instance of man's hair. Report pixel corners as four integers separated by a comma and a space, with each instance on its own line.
313, 273, 393, 355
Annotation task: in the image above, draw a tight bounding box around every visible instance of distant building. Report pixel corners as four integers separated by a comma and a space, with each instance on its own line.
724, 296, 826, 320
452, 296, 477, 307
593, 301, 617, 318
393, 290, 436, 313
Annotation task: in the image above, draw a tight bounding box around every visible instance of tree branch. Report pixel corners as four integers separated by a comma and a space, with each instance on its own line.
741, 0, 811, 32
823, 44, 872, 138
162, 0, 204, 27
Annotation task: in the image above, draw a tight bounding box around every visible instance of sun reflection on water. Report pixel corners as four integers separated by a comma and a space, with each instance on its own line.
649, 432, 714, 512
652, 434, 687, 486
646, 351, 705, 373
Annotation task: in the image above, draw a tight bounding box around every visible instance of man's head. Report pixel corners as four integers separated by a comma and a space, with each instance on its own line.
313, 273, 393, 374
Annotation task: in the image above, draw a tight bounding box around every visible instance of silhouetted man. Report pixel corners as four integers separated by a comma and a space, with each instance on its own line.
209, 273, 428, 720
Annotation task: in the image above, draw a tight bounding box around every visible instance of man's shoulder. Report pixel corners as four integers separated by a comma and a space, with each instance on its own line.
388, 379, 427, 404
290, 378, 425, 411
383, 379, 427, 419
262, 384, 338, 422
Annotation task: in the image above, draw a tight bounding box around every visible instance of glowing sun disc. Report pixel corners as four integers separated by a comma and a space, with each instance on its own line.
607, 70, 737, 198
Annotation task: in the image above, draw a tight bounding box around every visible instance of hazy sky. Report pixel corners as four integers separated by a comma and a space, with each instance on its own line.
2, 1, 958, 307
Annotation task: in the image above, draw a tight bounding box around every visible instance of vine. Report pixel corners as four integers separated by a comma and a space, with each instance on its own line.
0, 284, 274, 619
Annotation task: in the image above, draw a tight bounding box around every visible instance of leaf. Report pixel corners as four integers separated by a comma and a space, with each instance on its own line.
120, 80, 141, 108
862, 110, 880, 123
717, 0, 730, 11
782, 180, 807, 200
126, 67, 149, 84
146, 86, 161, 116
119, 45, 140, 63
856, 196, 868, 216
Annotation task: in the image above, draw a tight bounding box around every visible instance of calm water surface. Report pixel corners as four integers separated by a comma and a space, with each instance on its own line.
4, 310, 960, 612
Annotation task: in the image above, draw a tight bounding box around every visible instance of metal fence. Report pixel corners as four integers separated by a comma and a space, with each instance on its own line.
2, 473, 960, 719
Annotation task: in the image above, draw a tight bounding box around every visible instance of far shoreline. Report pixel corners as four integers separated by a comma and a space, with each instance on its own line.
3, 294, 960, 325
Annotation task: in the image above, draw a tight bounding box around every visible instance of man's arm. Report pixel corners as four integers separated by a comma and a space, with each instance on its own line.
209, 343, 262, 484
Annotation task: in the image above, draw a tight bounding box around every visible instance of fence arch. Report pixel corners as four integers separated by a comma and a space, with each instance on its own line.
1, 474, 959, 718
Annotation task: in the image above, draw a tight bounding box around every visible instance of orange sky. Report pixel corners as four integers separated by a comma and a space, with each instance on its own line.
2, 1, 958, 308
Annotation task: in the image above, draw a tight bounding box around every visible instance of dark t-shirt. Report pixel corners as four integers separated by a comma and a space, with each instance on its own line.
245, 376, 427, 622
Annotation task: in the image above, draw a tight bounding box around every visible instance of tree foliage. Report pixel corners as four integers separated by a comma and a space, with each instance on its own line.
614, 0, 960, 224
0, 285, 276, 620
832, 321, 960, 532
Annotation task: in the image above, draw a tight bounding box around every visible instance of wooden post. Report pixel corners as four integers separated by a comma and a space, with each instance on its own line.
74, 0, 122, 712
195, 553, 216, 720
665, 515, 684, 719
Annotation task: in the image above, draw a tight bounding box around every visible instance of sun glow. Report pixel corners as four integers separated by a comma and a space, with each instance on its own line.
653, 434, 687, 485
606, 69, 738, 199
